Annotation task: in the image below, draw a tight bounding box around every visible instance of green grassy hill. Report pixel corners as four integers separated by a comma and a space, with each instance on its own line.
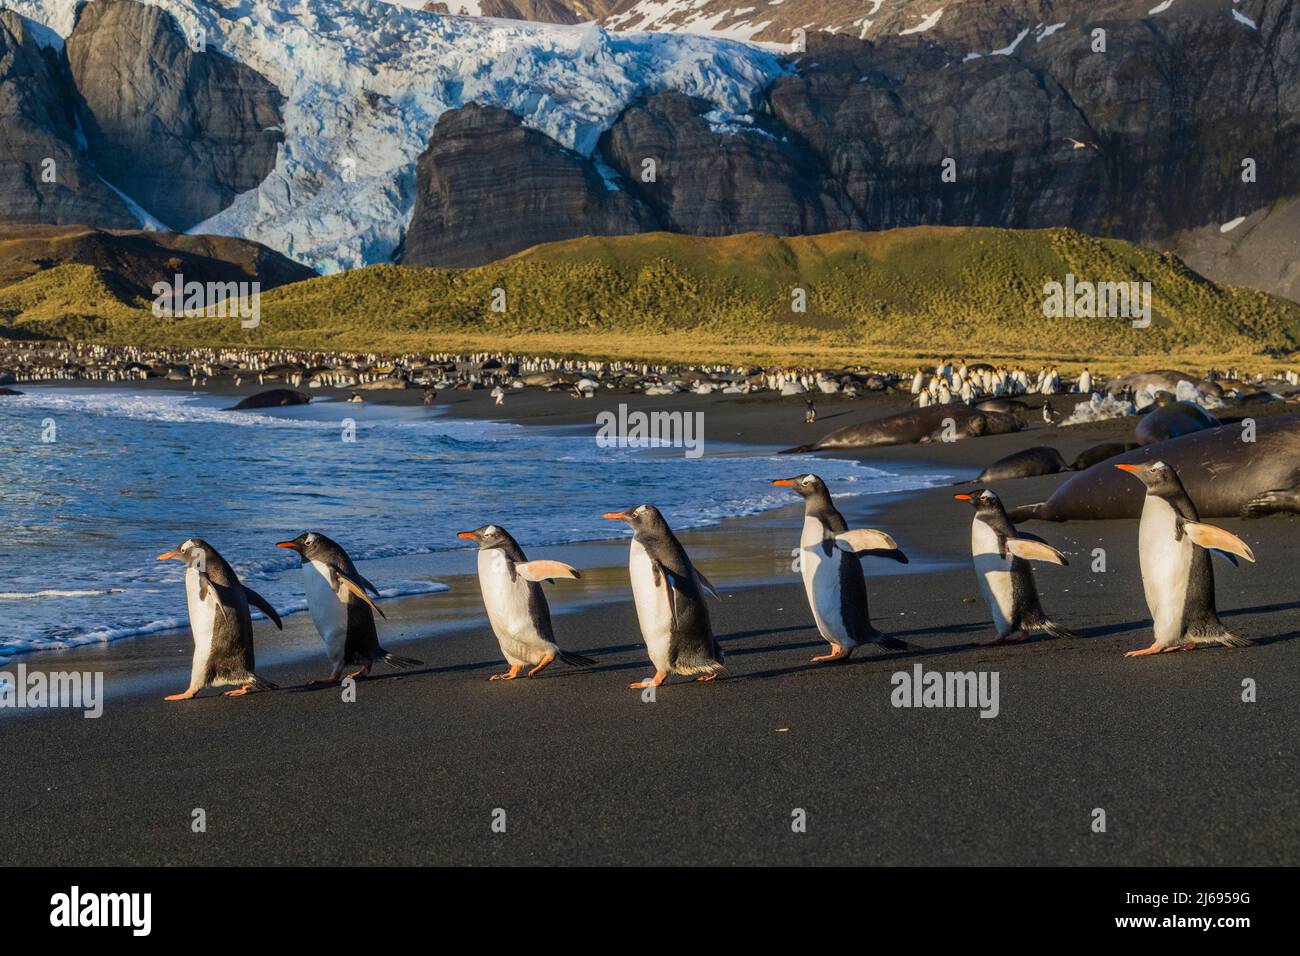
3, 227, 1298, 368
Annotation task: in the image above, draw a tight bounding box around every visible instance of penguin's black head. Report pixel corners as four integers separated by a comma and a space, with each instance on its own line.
457, 524, 510, 549
275, 531, 330, 561
602, 504, 667, 533
157, 538, 213, 569
771, 473, 826, 498
954, 488, 1001, 513
1114, 460, 1181, 497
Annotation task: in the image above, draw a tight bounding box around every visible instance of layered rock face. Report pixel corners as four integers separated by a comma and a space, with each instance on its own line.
401, 104, 653, 267
64, 1, 285, 231
0, 11, 137, 228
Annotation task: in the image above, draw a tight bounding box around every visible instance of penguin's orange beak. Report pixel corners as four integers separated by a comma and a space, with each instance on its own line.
602, 512, 628, 520
771, 479, 795, 486
953, 493, 972, 501
456, 531, 476, 539
275, 541, 299, 550
157, 550, 182, 561
1114, 463, 1141, 473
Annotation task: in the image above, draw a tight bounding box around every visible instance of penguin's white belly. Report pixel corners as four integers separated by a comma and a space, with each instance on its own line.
629, 539, 674, 670
970, 519, 1016, 633
800, 518, 851, 646
1138, 498, 1192, 646
304, 561, 348, 665
183, 569, 218, 687
477, 550, 552, 665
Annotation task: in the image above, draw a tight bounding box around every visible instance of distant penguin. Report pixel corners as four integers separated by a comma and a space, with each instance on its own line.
276, 532, 423, 682
953, 490, 1078, 645
603, 505, 724, 688
1042, 400, 1061, 425
772, 474, 912, 661
157, 539, 282, 699
1114, 461, 1255, 657
458, 524, 594, 680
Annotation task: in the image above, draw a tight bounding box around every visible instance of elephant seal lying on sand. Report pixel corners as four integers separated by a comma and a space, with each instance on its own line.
1009, 415, 1300, 521
1135, 394, 1219, 445
226, 388, 310, 411
783, 404, 1023, 453
955, 446, 1070, 485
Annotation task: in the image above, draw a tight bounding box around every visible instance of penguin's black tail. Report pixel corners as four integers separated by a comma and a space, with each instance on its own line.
383, 653, 424, 669
874, 635, 916, 652
1006, 501, 1046, 523
780, 443, 816, 455
559, 650, 596, 667
249, 674, 278, 691
1031, 618, 1081, 640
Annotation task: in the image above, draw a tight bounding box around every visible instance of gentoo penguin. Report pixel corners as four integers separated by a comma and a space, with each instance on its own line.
457, 524, 594, 680
953, 490, 1078, 644
602, 505, 724, 688
772, 474, 912, 661
157, 539, 282, 700
276, 532, 423, 682
1114, 461, 1255, 657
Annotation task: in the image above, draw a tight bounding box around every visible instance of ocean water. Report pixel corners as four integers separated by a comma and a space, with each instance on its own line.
0, 387, 949, 656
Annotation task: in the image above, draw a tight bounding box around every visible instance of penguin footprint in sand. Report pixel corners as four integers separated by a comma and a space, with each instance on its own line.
276, 532, 424, 683
458, 524, 594, 680
158, 539, 282, 700
773, 474, 913, 662
954, 490, 1078, 645
1115, 461, 1255, 658
603, 505, 724, 688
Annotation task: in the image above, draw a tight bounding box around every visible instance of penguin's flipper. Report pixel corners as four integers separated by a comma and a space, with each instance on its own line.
515, 560, 581, 583
1182, 522, 1255, 563
355, 572, 383, 599
694, 568, 720, 599
333, 569, 389, 619
1006, 537, 1068, 565
834, 529, 898, 553
243, 587, 283, 630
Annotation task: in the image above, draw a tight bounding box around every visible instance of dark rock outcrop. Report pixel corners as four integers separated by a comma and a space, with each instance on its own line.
401, 104, 653, 267
65, 0, 284, 230
599, 92, 860, 235
227, 389, 310, 411
0, 11, 138, 228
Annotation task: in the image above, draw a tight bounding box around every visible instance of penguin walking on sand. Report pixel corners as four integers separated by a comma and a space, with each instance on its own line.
772, 474, 912, 661
157, 539, 282, 700
603, 505, 724, 688
276, 532, 424, 682
1114, 461, 1256, 657
458, 524, 595, 680
953, 489, 1078, 645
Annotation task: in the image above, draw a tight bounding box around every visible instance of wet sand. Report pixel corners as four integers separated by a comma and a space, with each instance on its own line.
2, 382, 1297, 865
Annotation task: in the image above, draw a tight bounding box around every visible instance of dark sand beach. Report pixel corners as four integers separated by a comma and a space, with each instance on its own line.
2, 384, 1298, 866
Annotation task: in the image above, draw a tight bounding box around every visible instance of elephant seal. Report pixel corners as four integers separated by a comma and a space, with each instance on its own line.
1008, 415, 1300, 522
226, 388, 310, 411
956, 447, 1069, 485
974, 399, 1028, 415
1135, 397, 1219, 445
783, 404, 1022, 453
1069, 442, 1139, 471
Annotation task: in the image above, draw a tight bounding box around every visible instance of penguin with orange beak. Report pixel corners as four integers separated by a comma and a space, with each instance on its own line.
157, 539, 281, 700
603, 505, 723, 688
772, 474, 912, 661
458, 525, 593, 680
276, 532, 423, 682
1114, 460, 1255, 657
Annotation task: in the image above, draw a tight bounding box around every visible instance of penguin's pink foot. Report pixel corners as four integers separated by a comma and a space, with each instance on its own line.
344, 666, 371, 681
811, 644, 850, 662
527, 654, 555, 678
164, 690, 197, 701
695, 674, 719, 682
490, 665, 523, 682
1124, 643, 1165, 657
629, 671, 668, 689
223, 684, 254, 697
